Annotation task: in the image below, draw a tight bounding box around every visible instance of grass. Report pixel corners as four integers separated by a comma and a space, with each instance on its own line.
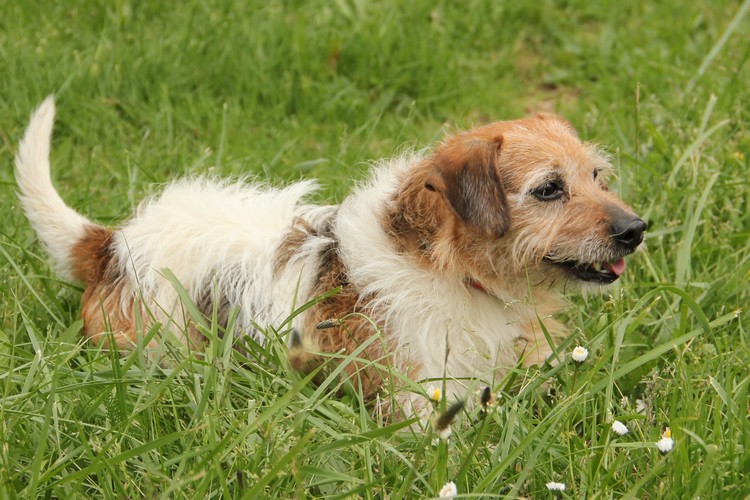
1, 0, 749, 497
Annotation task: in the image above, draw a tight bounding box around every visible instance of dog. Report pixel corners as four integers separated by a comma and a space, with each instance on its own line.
16, 97, 645, 416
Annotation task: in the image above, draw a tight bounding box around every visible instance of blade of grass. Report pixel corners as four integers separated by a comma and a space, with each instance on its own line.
675, 172, 719, 285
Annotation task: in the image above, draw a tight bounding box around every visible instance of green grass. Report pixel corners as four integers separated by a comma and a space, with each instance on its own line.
1, 0, 749, 497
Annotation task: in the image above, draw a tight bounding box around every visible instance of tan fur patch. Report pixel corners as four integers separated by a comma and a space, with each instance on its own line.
71, 226, 139, 348
296, 241, 414, 403
386, 147, 513, 285
81, 281, 138, 348
70, 225, 113, 283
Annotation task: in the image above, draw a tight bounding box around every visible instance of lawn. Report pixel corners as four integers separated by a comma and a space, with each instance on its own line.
1, 0, 748, 497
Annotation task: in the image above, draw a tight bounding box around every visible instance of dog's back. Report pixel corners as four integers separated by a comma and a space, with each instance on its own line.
15, 97, 335, 350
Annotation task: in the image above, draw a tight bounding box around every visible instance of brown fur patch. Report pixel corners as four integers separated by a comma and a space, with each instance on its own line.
274, 217, 317, 276
276, 217, 400, 399
71, 225, 139, 348
81, 281, 138, 348
386, 151, 509, 283
70, 225, 114, 283
296, 239, 411, 403
425, 136, 510, 237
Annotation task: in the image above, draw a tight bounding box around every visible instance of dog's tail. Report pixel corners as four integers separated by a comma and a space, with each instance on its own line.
15, 96, 105, 282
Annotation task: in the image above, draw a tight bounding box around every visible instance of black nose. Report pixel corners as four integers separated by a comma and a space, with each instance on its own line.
611, 216, 647, 250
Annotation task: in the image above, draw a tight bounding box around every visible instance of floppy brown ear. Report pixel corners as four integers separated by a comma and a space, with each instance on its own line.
424, 137, 510, 238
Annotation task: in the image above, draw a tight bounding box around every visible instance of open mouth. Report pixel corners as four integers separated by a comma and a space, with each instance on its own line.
546, 257, 627, 284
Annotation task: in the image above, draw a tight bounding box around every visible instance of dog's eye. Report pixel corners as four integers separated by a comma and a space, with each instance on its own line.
532, 182, 564, 201
593, 169, 600, 180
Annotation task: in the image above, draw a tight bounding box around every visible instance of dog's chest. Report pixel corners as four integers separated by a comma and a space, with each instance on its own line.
389, 290, 534, 380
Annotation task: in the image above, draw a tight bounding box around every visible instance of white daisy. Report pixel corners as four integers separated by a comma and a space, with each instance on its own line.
546, 481, 566, 491
427, 385, 442, 402
656, 427, 674, 453
611, 420, 629, 436
571, 346, 589, 362
439, 480, 457, 498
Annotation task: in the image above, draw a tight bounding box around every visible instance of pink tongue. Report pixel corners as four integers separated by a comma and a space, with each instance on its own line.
603, 258, 626, 276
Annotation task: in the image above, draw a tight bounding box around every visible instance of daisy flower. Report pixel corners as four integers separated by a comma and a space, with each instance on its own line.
427, 385, 442, 403
571, 346, 589, 363
656, 427, 674, 453
611, 420, 629, 436
546, 481, 566, 492
438, 481, 457, 498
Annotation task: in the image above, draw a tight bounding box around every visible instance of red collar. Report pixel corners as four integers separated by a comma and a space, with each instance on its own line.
465, 279, 490, 295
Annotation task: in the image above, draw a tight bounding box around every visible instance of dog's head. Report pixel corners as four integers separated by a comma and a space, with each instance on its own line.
398, 114, 645, 288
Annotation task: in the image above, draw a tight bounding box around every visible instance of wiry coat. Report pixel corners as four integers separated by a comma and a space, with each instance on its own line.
16, 97, 644, 416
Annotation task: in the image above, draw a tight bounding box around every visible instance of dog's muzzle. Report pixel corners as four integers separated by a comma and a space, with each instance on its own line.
546, 208, 647, 284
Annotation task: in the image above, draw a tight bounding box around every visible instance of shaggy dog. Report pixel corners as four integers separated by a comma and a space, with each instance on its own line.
16, 97, 645, 415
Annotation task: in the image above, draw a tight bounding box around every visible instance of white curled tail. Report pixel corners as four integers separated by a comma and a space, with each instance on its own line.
15, 96, 95, 281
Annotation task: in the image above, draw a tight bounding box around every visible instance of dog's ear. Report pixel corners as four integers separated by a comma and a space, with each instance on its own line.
425, 137, 510, 238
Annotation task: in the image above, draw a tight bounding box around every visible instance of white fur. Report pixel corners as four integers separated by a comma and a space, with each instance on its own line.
15, 97, 92, 280
114, 178, 337, 346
